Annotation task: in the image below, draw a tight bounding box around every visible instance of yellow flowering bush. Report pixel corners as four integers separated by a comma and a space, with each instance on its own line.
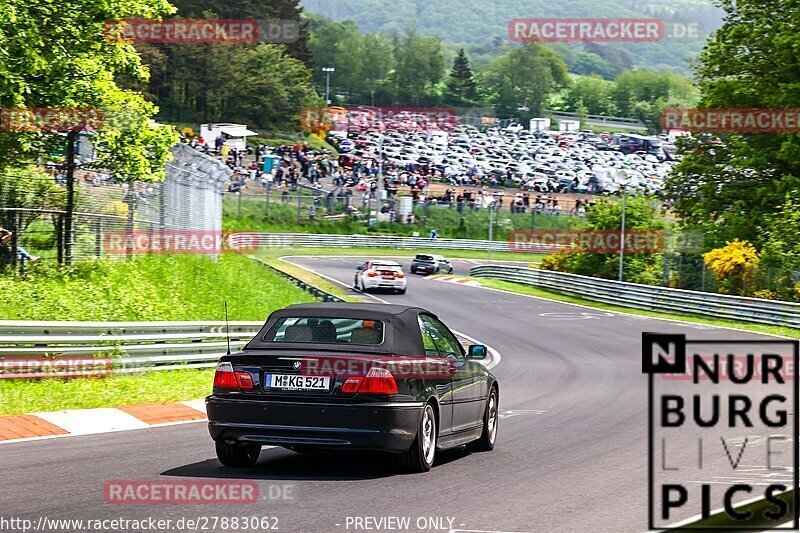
703, 239, 760, 295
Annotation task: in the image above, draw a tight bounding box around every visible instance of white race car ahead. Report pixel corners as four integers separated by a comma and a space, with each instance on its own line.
354, 260, 407, 294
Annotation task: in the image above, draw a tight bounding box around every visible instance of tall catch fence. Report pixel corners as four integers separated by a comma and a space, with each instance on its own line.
0, 144, 231, 269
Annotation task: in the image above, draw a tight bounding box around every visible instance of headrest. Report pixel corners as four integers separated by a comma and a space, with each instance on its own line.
350, 327, 382, 345
283, 324, 313, 342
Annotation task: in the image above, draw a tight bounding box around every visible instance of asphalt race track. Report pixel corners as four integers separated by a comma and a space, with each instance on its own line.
0, 255, 777, 533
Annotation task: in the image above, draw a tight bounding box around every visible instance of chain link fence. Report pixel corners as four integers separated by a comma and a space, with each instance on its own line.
1, 144, 231, 270
661, 252, 800, 301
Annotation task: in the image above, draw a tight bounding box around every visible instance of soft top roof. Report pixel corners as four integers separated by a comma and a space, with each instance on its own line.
244, 302, 433, 355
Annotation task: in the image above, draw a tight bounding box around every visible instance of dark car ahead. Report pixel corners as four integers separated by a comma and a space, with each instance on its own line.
207, 302, 498, 472
410, 254, 453, 275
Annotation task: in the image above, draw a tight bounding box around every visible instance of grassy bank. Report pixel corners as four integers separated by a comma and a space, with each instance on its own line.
0, 254, 321, 414
0, 369, 214, 416
223, 196, 578, 239
0, 254, 315, 320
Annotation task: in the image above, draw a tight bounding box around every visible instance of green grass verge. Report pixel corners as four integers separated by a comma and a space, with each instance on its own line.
223, 196, 578, 239
471, 276, 800, 339
0, 254, 316, 321
255, 256, 363, 302
0, 254, 324, 414
0, 368, 214, 416
247, 135, 338, 156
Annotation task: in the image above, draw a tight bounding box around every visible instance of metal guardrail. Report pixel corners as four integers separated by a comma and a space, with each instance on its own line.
0, 321, 264, 374
1, 253, 350, 376
253, 258, 344, 303
544, 109, 648, 132
228, 232, 559, 254
470, 265, 800, 330
545, 109, 644, 126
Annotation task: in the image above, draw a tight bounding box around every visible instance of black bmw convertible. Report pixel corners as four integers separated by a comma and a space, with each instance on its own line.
207, 302, 499, 472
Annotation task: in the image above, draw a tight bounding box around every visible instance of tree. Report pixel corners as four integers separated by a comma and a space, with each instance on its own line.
168, 0, 311, 65
0, 0, 178, 181
0, 166, 64, 232
392, 30, 445, 104
214, 45, 321, 130
611, 70, 697, 130
562, 75, 615, 116
664, 0, 800, 250
539, 196, 665, 285
483, 43, 567, 119
445, 49, 479, 106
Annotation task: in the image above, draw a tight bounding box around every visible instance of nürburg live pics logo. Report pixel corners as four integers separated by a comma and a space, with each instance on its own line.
643, 332, 799, 530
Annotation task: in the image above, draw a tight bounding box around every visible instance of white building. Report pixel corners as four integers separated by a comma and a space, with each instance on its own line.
200, 123, 259, 151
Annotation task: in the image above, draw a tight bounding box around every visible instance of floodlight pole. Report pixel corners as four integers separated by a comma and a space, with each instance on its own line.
377, 133, 384, 219
64, 130, 78, 266
323, 67, 335, 105
488, 202, 495, 261
618, 184, 627, 282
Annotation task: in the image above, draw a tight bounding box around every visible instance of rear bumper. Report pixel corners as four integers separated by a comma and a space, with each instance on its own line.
410, 264, 435, 274
362, 278, 407, 289
206, 397, 423, 452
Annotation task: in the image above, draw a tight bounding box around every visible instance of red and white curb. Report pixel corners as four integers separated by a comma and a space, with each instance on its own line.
426, 275, 482, 287
0, 399, 207, 444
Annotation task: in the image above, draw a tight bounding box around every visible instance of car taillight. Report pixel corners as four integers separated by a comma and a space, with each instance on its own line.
341, 376, 362, 393
213, 362, 237, 388
341, 367, 397, 395
396, 273, 405, 278
235, 371, 253, 389
360, 367, 398, 394
213, 362, 253, 390
367, 271, 379, 277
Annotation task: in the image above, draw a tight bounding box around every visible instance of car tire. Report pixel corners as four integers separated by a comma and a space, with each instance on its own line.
216, 442, 261, 467
397, 288, 407, 294
467, 386, 498, 452
399, 403, 437, 473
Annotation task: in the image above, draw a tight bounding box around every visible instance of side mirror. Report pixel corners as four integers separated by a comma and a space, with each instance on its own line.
467, 344, 487, 360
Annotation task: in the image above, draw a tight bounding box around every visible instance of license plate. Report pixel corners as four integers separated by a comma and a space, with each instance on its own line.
264, 374, 330, 391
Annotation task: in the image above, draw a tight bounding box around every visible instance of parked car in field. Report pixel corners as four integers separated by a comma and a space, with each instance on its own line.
410, 254, 454, 275
207, 302, 499, 472
354, 260, 407, 294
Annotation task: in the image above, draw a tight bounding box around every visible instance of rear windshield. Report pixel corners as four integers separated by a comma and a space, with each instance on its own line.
263, 317, 385, 345
414, 255, 434, 261
373, 263, 402, 271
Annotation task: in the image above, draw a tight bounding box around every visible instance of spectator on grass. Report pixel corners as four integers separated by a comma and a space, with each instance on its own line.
0, 226, 38, 266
